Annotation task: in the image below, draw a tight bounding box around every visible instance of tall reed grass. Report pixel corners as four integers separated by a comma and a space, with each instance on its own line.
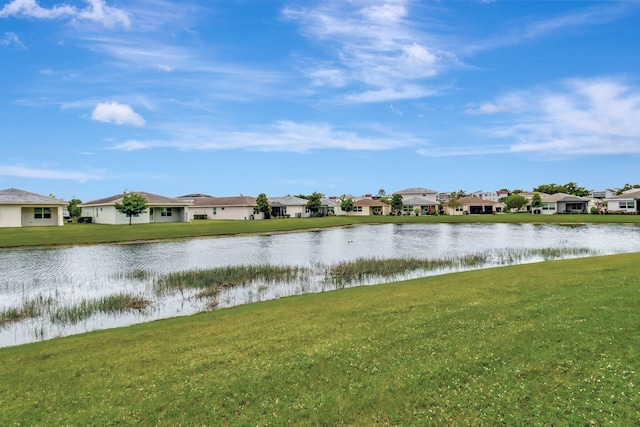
0, 294, 54, 327
48, 293, 150, 325
327, 254, 489, 283
153, 265, 309, 298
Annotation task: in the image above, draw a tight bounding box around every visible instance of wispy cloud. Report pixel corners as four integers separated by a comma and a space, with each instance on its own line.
1, 31, 25, 48
465, 2, 635, 54
459, 77, 640, 157
0, 165, 103, 182
106, 120, 422, 153
0, 0, 130, 28
283, 0, 454, 103
91, 102, 145, 126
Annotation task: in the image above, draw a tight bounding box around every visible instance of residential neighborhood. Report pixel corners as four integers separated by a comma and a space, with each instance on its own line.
1, 184, 639, 228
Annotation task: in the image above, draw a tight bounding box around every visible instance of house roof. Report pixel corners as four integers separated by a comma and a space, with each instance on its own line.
607, 190, 640, 200
402, 196, 440, 205
175, 193, 214, 200
321, 198, 341, 207
191, 196, 256, 207
82, 191, 190, 207
394, 187, 438, 195
540, 192, 589, 203
455, 196, 500, 206
354, 198, 389, 207
0, 188, 67, 205
268, 196, 308, 206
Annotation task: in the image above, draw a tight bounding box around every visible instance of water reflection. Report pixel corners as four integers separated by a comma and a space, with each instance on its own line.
2, 223, 640, 347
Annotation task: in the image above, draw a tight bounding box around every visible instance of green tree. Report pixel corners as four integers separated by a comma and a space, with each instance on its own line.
391, 194, 403, 215
306, 192, 323, 216
531, 193, 543, 214
340, 195, 354, 216
617, 183, 640, 195
115, 192, 148, 225
67, 198, 82, 220
445, 197, 462, 214
502, 194, 528, 213
255, 193, 272, 219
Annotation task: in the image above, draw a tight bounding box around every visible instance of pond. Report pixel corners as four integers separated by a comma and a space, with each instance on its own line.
2, 223, 640, 347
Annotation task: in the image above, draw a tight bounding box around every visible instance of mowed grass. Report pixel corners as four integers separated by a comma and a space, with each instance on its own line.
1, 213, 640, 248
1, 254, 639, 425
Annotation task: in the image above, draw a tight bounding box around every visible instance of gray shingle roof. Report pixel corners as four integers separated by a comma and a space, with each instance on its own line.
394, 187, 438, 195
82, 191, 190, 206
0, 188, 67, 205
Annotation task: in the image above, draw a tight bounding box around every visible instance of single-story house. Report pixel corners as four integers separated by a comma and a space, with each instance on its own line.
443, 196, 501, 215
350, 198, 390, 216
606, 190, 640, 214
539, 193, 589, 214
321, 197, 345, 216
269, 196, 310, 218
81, 191, 191, 225
0, 188, 67, 228
187, 196, 259, 220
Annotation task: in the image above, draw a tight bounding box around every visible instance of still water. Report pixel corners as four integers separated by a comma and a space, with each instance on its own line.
2, 223, 639, 347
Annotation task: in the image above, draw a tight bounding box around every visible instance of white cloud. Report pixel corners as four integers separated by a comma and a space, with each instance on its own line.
1, 31, 25, 48
0, 0, 130, 28
0, 165, 101, 182
283, 1, 453, 103
467, 77, 640, 156
106, 120, 421, 153
343, 85, 438, 103
91, 102, 146, 126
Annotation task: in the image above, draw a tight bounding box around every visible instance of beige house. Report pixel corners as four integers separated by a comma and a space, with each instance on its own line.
0, 188, 67, 228
349, 198, 390, 216
443, 196, 501, 215
393, 187, 440, 215
81, 192, 190, 225
187, 196, 259, 220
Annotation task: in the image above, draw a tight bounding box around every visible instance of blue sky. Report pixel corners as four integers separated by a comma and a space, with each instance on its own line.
1, 0, 640, 201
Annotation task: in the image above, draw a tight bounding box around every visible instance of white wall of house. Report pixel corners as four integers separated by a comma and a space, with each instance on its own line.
0, 206, 23, 227
190, 206, 255, 220
286, 205, 309, 218
20, 206, 63, 227
149, 207, 188, 223
608, 200, 636, 213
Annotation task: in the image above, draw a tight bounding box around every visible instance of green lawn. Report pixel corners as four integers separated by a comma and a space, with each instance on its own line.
1, 213, 640, 248
1, 253, 638, 425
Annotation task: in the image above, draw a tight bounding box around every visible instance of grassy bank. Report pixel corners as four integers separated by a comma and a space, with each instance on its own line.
1, 213, 640, 248
1, 253, 639, 425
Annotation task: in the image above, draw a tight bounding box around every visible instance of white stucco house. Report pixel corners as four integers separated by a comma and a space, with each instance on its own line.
0, 188, 67, 228
538, 193, 589, 214
269, 196, 310, 218
606, 190, 640, 214
185, 195, 259, 220
81, 192, 191, 225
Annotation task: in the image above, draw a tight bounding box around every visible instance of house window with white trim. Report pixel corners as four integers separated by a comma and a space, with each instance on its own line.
353, 206, 362, 212
542, 203, 555, 211
455, 205, 463, 212
161, 208, 172, 217
213, 208, 217, 215
620, 201, 635, 209
34, 207, 51, 219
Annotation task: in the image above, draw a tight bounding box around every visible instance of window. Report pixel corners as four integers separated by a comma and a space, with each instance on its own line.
213, 207, 217, 215
34, 207, 51, 219
327, 207, 334, 213
542, 203, 556, 211
620, 201, 635, 209
305, 207, 310, 213
353, 206, 362, 212
161, 208, 172, 217
403, 205, 413, 212
455, 205, 463, 212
